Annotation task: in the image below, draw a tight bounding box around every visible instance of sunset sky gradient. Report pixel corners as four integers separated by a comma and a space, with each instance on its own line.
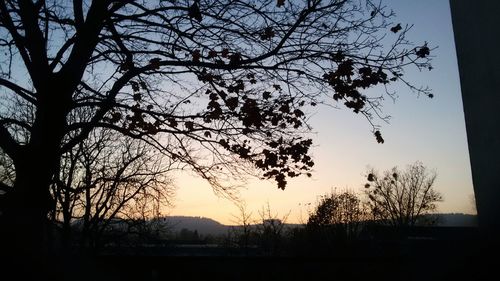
170, 0, 474, 225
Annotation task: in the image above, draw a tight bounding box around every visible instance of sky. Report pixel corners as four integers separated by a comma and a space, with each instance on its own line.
168, 0, 475, 225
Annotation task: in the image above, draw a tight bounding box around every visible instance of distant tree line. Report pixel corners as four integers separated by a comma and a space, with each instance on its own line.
34, 161, 443, 256
223, 162, 444, 256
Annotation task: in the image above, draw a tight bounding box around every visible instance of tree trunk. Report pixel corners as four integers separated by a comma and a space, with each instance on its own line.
1, 87, 69, 278
1, 154, 56, 278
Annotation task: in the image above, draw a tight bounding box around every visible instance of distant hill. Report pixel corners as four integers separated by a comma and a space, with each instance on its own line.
435, 213, 477, 227
164, 216, 229, 236
161, 213, 477, 236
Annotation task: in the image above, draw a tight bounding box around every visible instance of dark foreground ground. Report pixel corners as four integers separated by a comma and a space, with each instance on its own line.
87, 238, 495, 281
5, 227, 498, 281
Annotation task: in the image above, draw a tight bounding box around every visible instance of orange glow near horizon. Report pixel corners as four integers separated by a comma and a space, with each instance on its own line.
164, 1, 476, 226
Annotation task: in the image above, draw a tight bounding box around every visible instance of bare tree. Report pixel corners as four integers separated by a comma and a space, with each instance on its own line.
51, 128, 175, 248
257, 202, 290, 255
0, 0, 433, 268
230, 202, 255, 251
364, 161, 443, 228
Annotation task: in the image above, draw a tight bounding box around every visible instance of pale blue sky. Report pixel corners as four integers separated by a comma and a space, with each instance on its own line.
170, 0, 475, 224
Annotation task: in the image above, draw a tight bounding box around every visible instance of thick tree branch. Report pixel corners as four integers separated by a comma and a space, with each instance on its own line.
61, 69, 138, 153
0, 78, 37, 104
59, 0, 109, 91
18, 0, 50, 87
0, 124, 20, 161
73, 0, 84, 30
0, 1, 34, 81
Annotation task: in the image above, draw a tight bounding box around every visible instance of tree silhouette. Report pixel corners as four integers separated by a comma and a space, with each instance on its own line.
257, 202, 289, 255
230, 202, 256, 252
364, 161, 443, 228
50, 128, 174, 249
307, 190, 366, 240
0, 0, 433, 270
